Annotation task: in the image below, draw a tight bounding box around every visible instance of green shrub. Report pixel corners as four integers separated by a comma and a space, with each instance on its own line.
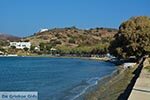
145, 66, 150, 72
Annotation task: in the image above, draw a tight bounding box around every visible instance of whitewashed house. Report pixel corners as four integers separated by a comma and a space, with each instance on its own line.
10, 42, 31, 49
39, 28, 48, 33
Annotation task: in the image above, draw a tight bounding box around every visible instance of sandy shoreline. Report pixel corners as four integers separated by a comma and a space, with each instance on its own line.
81, 64, 139, 100
81, 57, 150, 100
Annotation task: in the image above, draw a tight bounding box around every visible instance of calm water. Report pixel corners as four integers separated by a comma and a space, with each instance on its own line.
0, 57, 116, 100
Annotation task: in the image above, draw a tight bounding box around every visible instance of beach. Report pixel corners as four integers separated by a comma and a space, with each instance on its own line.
80, 57, 150, 100
82, 64, 139, 100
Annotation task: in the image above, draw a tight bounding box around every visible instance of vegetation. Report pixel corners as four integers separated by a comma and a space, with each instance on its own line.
0, 41, 8, 46
144, 66, 150, 72
36, 42, 111, 55
143, 57, 150, 67
109, 16, 150, 59
2, 16, 150, 57
21, 27, 117, 55
24, 47, 29, 51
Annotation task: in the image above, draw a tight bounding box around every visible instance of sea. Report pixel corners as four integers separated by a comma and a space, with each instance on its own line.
0, 57, 116, 100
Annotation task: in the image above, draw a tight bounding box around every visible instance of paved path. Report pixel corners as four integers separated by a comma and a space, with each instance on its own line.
128, 68, 150, 100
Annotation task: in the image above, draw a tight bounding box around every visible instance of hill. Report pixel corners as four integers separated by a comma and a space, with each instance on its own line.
22, 27, 118, 54
23, 27, 117, 47
0, 34, 21, 42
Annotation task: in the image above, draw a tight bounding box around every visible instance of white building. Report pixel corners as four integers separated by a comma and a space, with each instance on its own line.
34, 46, 40, 51
10, 42, 31, 49
50, 48, 56, 51
39, 28, 48, 33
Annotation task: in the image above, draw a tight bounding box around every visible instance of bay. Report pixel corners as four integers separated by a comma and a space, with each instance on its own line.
0, 57, 116, 100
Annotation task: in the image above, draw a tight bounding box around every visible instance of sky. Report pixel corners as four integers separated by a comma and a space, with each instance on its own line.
0, 0, 150, 37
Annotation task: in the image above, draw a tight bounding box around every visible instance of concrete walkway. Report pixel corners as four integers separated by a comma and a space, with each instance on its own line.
128, 67, 150, 100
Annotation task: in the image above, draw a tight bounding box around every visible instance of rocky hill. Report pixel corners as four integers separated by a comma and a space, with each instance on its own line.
0, 34, 20, 42
23, 27, 118, 48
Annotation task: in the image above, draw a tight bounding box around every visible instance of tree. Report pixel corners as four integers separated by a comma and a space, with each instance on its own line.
0, 48, 6, 54
11, 46, 16, 49
24, 47, 29, 51
30, 45, 35, 51
109, 16, 150, 59
39, 42, 46, 51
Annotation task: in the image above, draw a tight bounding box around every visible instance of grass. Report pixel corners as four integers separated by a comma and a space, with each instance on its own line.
144, 66, 150, 72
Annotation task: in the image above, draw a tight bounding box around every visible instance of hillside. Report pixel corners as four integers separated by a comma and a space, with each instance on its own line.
21, 27, 118, 54
23, 27, 118, 48
0, 34, 20, 42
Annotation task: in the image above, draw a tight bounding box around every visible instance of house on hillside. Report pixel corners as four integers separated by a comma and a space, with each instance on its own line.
39, 28, 48, 33
10, 42, 31, 49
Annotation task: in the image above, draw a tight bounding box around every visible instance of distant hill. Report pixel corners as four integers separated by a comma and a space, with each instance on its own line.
23, 27, 118, 48
0, 34, 21, 42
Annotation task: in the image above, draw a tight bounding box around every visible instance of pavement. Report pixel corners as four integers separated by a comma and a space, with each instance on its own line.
128, 68, 150, 100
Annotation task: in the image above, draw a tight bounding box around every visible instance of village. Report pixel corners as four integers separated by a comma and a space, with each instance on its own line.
0, 29, 58, 56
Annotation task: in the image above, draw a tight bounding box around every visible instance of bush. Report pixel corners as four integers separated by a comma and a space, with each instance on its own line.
69, 39, 76, 44
145, 66, 150, 72
55, 41, 62, 44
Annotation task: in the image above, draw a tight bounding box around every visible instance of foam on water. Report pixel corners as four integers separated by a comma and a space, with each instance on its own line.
68, 70, 118, 100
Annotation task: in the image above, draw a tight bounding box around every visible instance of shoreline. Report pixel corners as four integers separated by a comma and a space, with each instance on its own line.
83, 58, 143, 100
0, 55, 110, 62
74, 65, 123, 100
63, 63, 118, 100
0, 55, 119, 100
